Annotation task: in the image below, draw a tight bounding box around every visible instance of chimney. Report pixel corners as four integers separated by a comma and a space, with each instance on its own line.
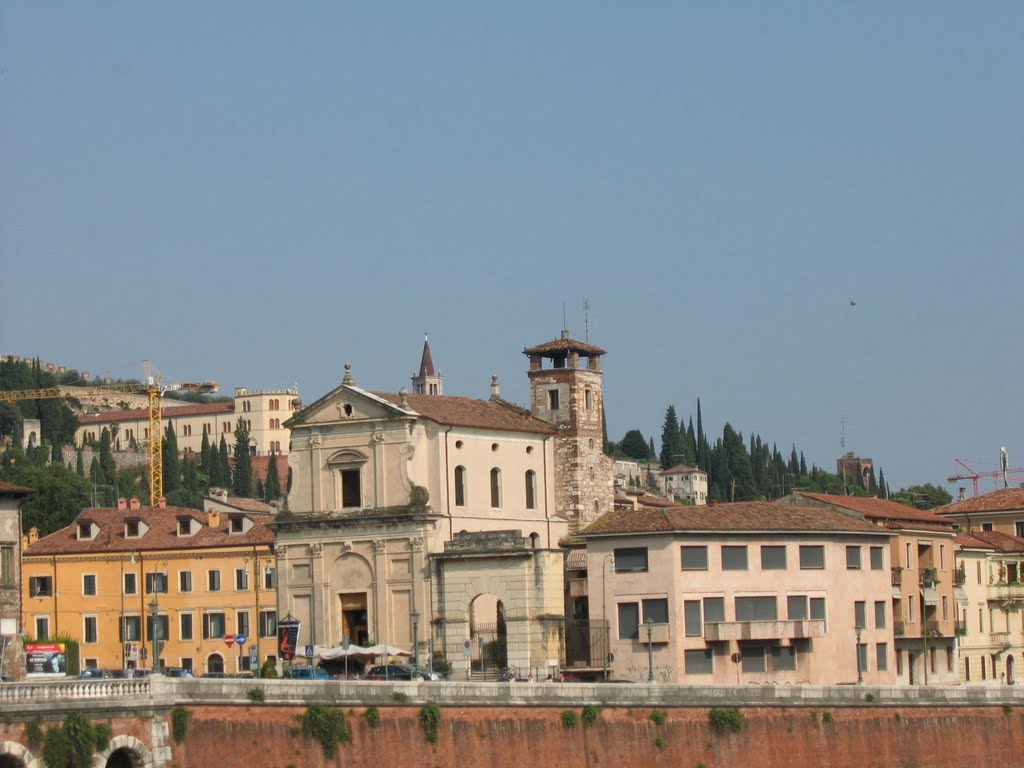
28, 527, 39, 544
959, 487, 967, 501
117, 498, 128, 511
208, 509, 220, 529
157, 496, 167, 509
490, 375, 500, 401
130, 497, 141, 510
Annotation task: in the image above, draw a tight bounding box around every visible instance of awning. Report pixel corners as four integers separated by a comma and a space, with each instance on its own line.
954, 586, 970, 606
565, 549, 588, 571
891, 587, 902, 599
922, 586, 940, 606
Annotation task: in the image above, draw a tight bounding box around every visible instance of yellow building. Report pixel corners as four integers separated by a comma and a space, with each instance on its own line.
22, 498, 277, 675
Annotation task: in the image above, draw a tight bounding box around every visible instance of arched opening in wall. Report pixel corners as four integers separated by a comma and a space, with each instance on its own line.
105, 748, 142, 768
469, 594, 507, 675
529, 532, 540, 549
1007, 654, 1015, 686
0, 754, 26, 768
206, 653, 225, 674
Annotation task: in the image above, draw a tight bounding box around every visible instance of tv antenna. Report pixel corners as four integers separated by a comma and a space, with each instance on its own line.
584, 298, 590, 342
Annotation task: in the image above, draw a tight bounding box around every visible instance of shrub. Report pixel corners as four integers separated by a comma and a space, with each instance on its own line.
93, 721, 112, 751
561, 710, 579, 729
1004, 704, 1013, 715
864, 693, 875, 703
708, 707, 743, 734
42, 712, 102, 768
365, 707, 381, 728
581, 705, 601, 729
894, 712, 902, 723
649, 709, 667, 727
654, 734, 664, 750
259, 658, 278, 679
247, 688, 266, 703
822, 712, 833, 724
391, 692, 409, 704
420, 700, 442, 744
171, 708, 191, 744
25, 720, 43, 750
301, 704, 352, 759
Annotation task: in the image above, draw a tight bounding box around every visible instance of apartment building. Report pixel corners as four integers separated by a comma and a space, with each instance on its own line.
659, 464, 708, 505
581, 501, 896, 685
936, 487, 1024, 537
0, 481, 30, 678
22, 499, 277, 675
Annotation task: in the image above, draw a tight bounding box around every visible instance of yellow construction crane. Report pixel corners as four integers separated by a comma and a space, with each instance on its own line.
0, 361, 218, 506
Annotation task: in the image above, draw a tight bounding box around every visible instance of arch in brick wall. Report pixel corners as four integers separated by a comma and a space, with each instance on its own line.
97, 733, 151, 768
0, 741, 35, 768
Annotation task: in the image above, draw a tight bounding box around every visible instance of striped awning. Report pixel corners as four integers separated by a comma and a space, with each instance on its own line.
922, 586, 940, 606
954, 586, 970, 605
565, 549, 588, 571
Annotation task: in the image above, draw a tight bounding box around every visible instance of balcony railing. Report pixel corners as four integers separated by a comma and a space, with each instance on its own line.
891, 568, 903, 587
989, 583, 1024, 602
704, 619, 826, 642
924, 620, 945, 637
894, 621, 907, 637
954, 568, 967, 587
921, 568, 938, 586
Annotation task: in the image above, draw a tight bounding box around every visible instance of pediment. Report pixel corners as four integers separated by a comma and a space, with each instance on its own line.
287, 384, 413, 427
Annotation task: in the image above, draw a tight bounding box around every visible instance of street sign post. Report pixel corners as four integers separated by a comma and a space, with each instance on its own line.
224, 636, 235, 647
235, 634, 247, 647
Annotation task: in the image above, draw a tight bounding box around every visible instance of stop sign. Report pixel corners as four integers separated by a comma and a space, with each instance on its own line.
224, 635, 235, 647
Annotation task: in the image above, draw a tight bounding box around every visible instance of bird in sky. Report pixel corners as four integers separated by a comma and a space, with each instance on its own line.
850, 300, 856, 306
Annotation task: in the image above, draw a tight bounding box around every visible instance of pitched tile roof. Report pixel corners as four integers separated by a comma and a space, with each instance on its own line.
792, 492, 954, 526
204, 493, 276, 514
24, 505, 274, 556
0, 481, 32, 495
374, 392, 555, 436
418, 336, 436, 378
661, 464, 705, 475
935, 488, 1024, 516
581, 501, 888, 537
79, 401, 233, 424
522, 336, 607, 356
955, 530, 1024, 553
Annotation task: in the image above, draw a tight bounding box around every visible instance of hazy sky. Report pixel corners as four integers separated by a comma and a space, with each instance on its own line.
2, 3, 1021, 492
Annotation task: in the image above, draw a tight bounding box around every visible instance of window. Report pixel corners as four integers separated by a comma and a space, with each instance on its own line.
454, 466, 466, 507
0, 546, 12, 585
810, 598, 826, 622
29, 576, 53, 597
855, 601, 867, 629
870, 546, 884, 570
859, 643, 869, 674
614, 547, 648, 573
940, 544, 946, 570
78, 523, 93, 539
896, 649, 903, 676
877, 643, 888, 671
946, 646, 954, 672
146, 614, 169, 643
643, 598, 669, 625
799, 546, 825, 569
722, 546, 748, 570
906, 542, 913, 566
942, 595, 949, 621
180, 613, 194, 641
146, 572, 167, 594
617, 603, 640, 640
788, 595, 808, 620
685, 649, 714, 675
703, 597, 725, 623
341, 468, 361, 508
735, 596, 778, 621
35, 617, 49, 640
178, 518, 192, 535
525, 470, 536, 510
208, 570, 221, 592
846, 546, 862, 570
684, 600, 702, 636
179, 571, 192, 593
235, 568, 249, 591
230, 516, 244, 533
203, 612, 226, 639
259, 610, 277, 637
120, 616, 141, 642
126, 520, 140, 538
681, 546, 708, 570
741, 646, 766, 673
909, 596, 915, 623
585, 389, 593, 410
761, 546, 787, 570
490, 468, 502, 508
1017, 522, 1024, 538
237, 611, 250, 636
548, 390, 559, 410
874, 601, 886, 629
263, 567, 277, 590
771, 646, 796, 671
84, 616, 98, 644
83, 574, 97, 596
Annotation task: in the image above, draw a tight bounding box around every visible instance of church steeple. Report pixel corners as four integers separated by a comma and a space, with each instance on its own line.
412, 334, 443, 396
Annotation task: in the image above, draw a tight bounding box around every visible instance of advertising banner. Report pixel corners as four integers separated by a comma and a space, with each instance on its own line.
26, 643, 67, 676
277, 619, 300, 661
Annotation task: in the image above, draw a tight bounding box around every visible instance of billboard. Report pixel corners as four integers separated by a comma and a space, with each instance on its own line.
277, 619, 300, 661
26, 643, 67, 676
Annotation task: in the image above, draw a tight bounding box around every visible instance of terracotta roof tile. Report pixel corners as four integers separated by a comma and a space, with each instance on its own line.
374, 392, 555, 435
522, 336, 607, 356
935, 488, 1024, 516
204, 493, 276, 514
24, 506, 274, 556
581, 501, 888, 537
792, 492, 954, 526
955, 530, 1024, 553
0, 481, 32, 495
80, 401, 233, 424
661, 464, 705, 475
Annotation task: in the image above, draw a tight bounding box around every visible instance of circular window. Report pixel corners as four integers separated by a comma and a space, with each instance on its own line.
455, 440, 464, 449
491, 443, 499, 452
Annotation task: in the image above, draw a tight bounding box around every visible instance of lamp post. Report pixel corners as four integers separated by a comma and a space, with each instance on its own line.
149, 597, 161, 674
600, 553, 614, 681
411, 609, 420, 669
247, 549, 273, 678
855, 625, 864, 685
645, 617, 655, 683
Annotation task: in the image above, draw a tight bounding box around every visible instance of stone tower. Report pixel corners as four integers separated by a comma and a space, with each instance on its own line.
411, 334, 443, 396
524, 330, 614, 533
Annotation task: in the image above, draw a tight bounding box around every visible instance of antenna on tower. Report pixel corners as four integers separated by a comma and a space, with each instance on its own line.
1001, 446, 1009, 487
840, 416, 846, 453
562, 301, 566, 333
584, 298, 590, 342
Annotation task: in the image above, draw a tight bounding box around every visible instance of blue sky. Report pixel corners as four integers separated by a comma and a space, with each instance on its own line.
2, 3, 1021, 492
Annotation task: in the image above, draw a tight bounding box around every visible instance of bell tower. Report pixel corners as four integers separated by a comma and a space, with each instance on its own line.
411, 334, 443, 396
524, 330, 613, 533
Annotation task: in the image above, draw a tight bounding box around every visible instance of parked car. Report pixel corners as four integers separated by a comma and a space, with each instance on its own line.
164, 668, 193, 678
79, 668, 113, 679
364, 665, 415, 681
200, 672, 229, 679
283, 666, 330, 680
406, 665, 445, 681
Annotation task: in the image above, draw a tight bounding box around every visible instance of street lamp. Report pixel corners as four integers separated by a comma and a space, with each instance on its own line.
645, 617, 655, 683
411, 609, 420, 669
855, 625, 864, 685
149, 597, 161, 674
246, 549, 274, 678
600, 553, 614, 681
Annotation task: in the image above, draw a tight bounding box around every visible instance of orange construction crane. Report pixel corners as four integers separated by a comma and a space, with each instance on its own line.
947, 451, 1024, 498
0, 361, 218, 506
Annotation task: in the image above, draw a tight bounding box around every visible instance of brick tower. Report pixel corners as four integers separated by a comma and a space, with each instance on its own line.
524, 330, 614, 533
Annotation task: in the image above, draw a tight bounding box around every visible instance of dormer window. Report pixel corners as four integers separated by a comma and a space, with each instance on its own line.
77, 522, 97, 541
230, 516, 244, 534
177, 516, 197, 537
126, 520, 140, 538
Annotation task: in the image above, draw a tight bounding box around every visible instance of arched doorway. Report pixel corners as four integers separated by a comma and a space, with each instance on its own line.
469, 594, 507, 675
0, 755, 26, 768
1007, 655, 1015, 685
105, 747, 139, 768
207, 653, 225, 674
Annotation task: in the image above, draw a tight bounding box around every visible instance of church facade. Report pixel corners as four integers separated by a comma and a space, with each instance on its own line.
271, 332, 612, 677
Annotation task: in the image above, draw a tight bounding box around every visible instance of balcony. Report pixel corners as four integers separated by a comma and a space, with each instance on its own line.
989, 583, 1024, 603
920, 568, 938, 587
891, 568, 903, 587
704, 619, 826, 642
638, 622, 670, 644
924, 620, 945, 638
894, 621, 907, 637
568, 578, 588, 598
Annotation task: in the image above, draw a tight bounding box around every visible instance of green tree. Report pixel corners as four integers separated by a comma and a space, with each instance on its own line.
891, 483, 952, 510
75, 449, 84, 476
216, 435, 231, 487
659, 406, 681, 469
265, 447, 281, 501
5, 462, 91, 535
232, 418, 253, 497
620, 430, 651, 460
162, 420, 180, 494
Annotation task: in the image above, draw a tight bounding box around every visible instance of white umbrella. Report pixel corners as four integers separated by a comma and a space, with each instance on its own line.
362, 643, 412, 657
318, 644, 371, 661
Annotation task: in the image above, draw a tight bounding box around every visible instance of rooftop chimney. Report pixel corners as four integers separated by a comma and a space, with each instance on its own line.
490, 375, 500, 401
157, 496, 167, 509
130, 497, 141, 510
117, 498, 128, 511
208, 509, 220, 529
28, 527, 39, 545
959, 487, 967, 501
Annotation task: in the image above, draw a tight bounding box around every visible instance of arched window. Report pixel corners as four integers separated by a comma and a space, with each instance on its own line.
490, 468, 502, 508
454, 466, 467, 507
525, 470, 536, 510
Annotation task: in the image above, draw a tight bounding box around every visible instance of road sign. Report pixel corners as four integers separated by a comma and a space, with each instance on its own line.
304, 644, 314, 658
249, 646, 258, 663
224, 635, 235, 647
463, 639, 471, 656
235, 634, 247, 647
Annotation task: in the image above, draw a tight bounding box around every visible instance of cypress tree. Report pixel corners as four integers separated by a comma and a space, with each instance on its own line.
648, 437, 655, 459
257, 479, 265, 501
216, 435, 230, 487
200, 431, 212, 476
265, 448, 281, 501
75, 448, 84, 476
877, 468, 888, 499
659, 406, 680, 469
231, 418, 253, 497
163, 420, 180, 494
601, 402, 609, 455
799, 452, 808, 477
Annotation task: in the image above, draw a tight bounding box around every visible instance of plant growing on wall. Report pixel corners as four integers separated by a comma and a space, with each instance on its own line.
561, 710, 579, 729
708, 708, 743, 734
581, 705, 601, 728
364, 707, 381, 728
171, 708, 191, 744
300, 704, 352, 759
419, 701, 442, 744
41, 711, 109, 768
